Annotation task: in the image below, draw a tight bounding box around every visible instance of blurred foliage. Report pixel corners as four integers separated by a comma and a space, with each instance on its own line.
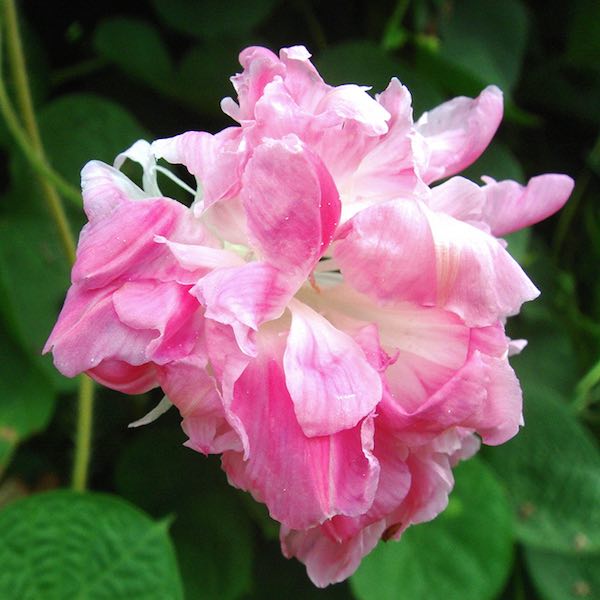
0, 0, 599, 598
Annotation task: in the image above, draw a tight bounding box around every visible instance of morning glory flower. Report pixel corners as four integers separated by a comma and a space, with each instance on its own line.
45, 46, 573, 587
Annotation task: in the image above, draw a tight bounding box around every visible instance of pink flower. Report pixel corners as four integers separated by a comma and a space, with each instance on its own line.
45, 46, 574, 587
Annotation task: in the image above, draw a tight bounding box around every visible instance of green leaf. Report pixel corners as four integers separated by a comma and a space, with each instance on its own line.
438, 0, 528, 92
151, 0, 280, 39
525, 547, 600, 600
484, 388, 600, 553
0, 490, 183, 599
0, 214, 74, 391
37, 94, 149, 188
315, 40, 443, 117
115, 427, 253, 599
93, 18, 174, 87
350, 458, 513, 600
0, 334, 56, 472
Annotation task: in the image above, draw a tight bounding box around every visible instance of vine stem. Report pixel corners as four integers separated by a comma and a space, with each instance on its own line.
71, 376, 95, 492
2, 0, 94, 492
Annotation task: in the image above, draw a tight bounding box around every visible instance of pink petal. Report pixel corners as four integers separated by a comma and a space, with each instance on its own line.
112, 280, 201, 364
151, 128, 247, 207
158, 354, 242, 455
222, 334, 380, 530
223, 46, 284, 121
415, 85, 504, 183
316, 84, 390, 136
481, 174, 574, 236
44, 285, 155, 377
283, 300, 382, 437
192, 262, 295, 339
88, 360, 157, 394
72, 196, 186, 289
339, 79, 424, 220
241, 136, 341, 274
334, 199, 539, 326
280, 521, 386, 588
428, 176, 486, 225
80, 160, 146, 222
383, 450, 454, 540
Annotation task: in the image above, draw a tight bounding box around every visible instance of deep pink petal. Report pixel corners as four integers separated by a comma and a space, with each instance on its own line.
415, 86, 503, 183
481, 174, 574, 236
283, 300, 382, 437
221, 333, 379, 530
88, 360, 157, 394
112, 280, 201, 364
241, 136, 341, 274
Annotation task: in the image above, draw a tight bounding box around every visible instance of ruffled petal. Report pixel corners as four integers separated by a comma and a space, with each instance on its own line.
112, 280, 201, 364
280, 521, 386, 588
334, 199, 539, 326
221, 333, 380, 530
80, 160, 146, 222
481, 173, 574, 236
283, 300, 382, 437
44, 285, 155, 377
151, 127, 247, 208
415, 86, 503, 183
158, 353, 242, 455
241, 135, 341, 274
192, 262, 295, 335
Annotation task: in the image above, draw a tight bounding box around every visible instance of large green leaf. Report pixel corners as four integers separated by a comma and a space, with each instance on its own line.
525, 547, 600, 600
115, 427, 253, 599
350, 458, 513, 600
37, 94, 148, 188
0, 334, 56, 472
0, 214, 74, 391
0, 490, 183, 599
93, 18, 174, 87
484, 388, 600, 553
438, 0, 528, 92
151, 0, 280, 39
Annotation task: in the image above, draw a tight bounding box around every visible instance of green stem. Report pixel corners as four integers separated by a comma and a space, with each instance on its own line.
2, 0, 94, 491
3, 0, 41, 147
574, 355, 600, 414
71, 376, 95, 492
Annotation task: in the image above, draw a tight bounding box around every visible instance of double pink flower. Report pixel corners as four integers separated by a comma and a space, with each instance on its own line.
45, 46, 573, 586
